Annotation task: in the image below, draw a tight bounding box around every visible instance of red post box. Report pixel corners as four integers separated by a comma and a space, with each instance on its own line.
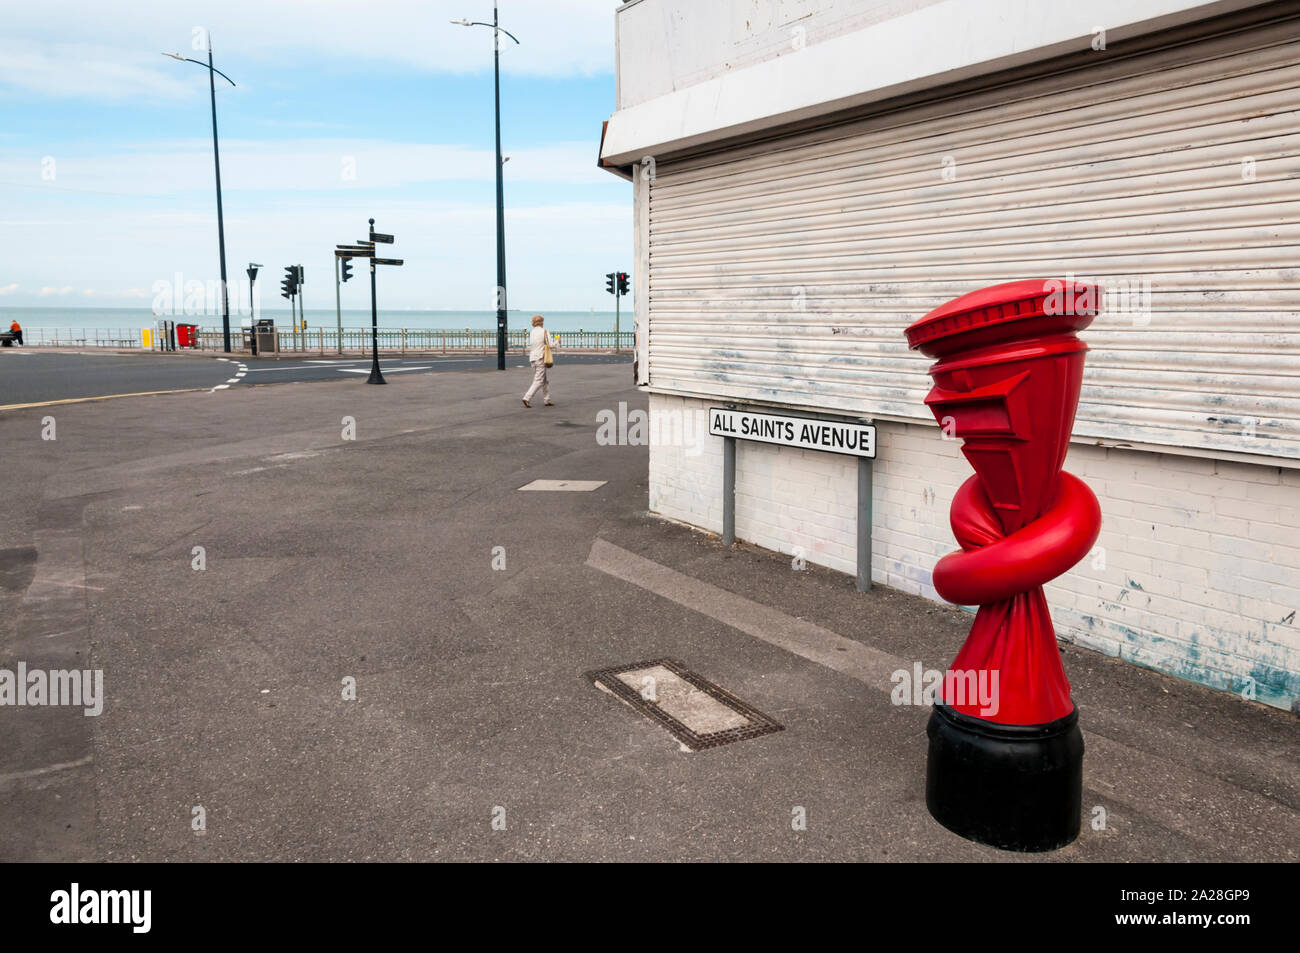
176, 323, 199, 348
905, 278, 1102, 851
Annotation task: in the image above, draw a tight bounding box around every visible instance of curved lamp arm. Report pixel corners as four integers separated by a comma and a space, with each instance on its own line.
449, 19, 520, 44
161, 52, 237, 86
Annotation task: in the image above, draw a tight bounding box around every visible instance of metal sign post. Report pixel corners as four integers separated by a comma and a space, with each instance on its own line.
710, 406, 877, 591
336, 219, 402, 385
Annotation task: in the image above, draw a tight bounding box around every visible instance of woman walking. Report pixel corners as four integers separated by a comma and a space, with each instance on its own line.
522, 314, 556, 408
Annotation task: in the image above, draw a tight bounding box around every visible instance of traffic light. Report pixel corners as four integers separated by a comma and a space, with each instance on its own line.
340, 258, 353, 283
282, 265, 298, 300
605, 272, 615, 295
617, 272, 629, 296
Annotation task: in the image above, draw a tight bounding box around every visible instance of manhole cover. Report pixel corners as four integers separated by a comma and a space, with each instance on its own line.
585, 658, 784, 751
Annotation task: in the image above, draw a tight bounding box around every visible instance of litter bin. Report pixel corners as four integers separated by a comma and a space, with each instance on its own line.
255, 319, 279, 354
176, 323, 199, 348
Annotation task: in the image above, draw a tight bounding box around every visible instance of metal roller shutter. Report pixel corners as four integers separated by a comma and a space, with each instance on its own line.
645, 10, 1300, 462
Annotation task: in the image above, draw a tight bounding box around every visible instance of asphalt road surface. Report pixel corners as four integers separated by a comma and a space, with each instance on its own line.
2, 363, 1295, 862
0, 349, 630, 408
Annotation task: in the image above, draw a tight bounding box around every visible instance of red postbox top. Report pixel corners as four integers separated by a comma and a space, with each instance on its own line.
905, 279, 1102, 359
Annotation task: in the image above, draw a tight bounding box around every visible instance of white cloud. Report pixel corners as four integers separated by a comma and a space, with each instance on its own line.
4, 195, 631, 310
0, 2, 630, 309
0, 283, 19, 295
79, 288, 151, 299
1, 0, 615, 104
0, 139, 609, 196
0, 42, 194, 102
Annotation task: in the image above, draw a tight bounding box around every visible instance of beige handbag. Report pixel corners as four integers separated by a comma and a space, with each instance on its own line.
543, 336, 554, 368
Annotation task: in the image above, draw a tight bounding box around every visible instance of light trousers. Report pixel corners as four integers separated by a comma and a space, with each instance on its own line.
524, 360, 550, 402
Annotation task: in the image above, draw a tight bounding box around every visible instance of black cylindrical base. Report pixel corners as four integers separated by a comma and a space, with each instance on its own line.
926, 703, 1083, 852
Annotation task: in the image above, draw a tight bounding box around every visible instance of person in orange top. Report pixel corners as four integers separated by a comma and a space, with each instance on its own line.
8, 319, 21, 346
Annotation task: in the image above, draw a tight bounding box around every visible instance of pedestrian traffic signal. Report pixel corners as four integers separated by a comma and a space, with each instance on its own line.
617, 272, 629, 296
605, 272, 616, 295
341, 259, 353, 283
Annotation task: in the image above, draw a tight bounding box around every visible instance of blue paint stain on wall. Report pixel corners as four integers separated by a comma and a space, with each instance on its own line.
1094, 617, 1299, 711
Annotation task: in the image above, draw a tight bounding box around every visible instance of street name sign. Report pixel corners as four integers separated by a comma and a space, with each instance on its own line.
709, 407, 876, 458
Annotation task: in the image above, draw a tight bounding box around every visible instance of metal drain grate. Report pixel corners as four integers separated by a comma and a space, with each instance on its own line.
585, 658, 784, 751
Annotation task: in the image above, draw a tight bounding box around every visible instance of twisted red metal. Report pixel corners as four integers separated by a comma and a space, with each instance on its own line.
906, 279, 1103, 725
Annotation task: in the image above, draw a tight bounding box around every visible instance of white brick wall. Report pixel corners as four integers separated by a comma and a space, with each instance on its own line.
648, 393, 1300, 713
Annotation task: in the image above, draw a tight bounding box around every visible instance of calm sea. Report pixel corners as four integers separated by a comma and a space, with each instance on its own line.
0, 307, 624, 334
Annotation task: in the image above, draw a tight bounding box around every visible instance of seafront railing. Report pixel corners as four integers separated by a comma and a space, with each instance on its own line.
13, 326, 633, 352
14, 327, 144, 348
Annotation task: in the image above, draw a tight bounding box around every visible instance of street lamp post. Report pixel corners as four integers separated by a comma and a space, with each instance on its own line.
452, 5, 519, 371
163, 41, 237, 354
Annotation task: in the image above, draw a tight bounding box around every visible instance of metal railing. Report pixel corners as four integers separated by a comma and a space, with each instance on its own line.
8, 326, 634, 353
11, 328, 145, 348
203, 327, 634, 353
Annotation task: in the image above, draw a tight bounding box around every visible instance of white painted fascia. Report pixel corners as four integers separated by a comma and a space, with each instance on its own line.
600, 0, 1271, 166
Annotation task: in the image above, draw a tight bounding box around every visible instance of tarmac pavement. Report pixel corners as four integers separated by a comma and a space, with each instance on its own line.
0, 361, 1295, 861
0, 348, 627, 407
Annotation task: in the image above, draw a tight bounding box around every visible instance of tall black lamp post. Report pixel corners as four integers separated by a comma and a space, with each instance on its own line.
452, 4, 519, 371
163, 41, 237, 354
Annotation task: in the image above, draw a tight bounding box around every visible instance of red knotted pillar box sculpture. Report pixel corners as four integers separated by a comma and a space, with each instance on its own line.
904, 279, 1103, 851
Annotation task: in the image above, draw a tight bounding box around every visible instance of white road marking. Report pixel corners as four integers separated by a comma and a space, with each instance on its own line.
0, 756, 93, 786
268, 450, 322, 461
210, 361, 249, 392
336, 365, 432, 374
31, 579, 105, 592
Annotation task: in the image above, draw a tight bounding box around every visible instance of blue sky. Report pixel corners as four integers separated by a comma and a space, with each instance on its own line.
0, 0, 631, 311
